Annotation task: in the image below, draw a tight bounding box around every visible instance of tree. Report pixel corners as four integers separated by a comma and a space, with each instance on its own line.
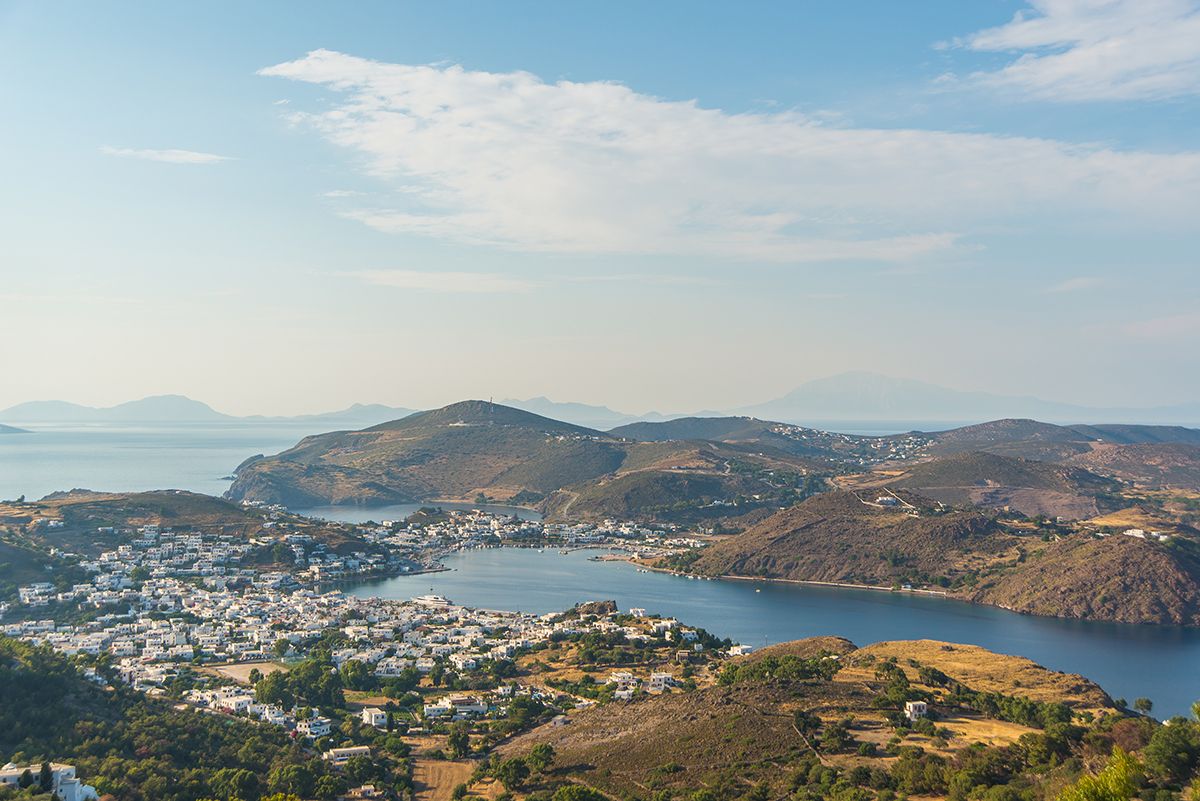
255, 670, 294, 708
1143, 720, 1200, 785
1134, 698, 1154, 714
448, 722, 471, 759
1057, 747, 1141, 801
552, 786, 608, 801
39, 762, 53, 792
528, 743, 555, 774
18, 769, 33, 789
344, 755, 376, 784
493, 757, 530, 790
268, 764, 315, 798
314, 775, 344, 801
273, 638, 292, 658
211, 767, 260, 801
340, 659, 375, 691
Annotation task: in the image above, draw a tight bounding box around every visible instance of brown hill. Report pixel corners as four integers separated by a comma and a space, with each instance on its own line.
1067, 442, 1200, 490
501, 637, 1118, 800
969, 533, 1200, 626
227, 401, 819, 521
871, 451, 1119, 519
687, 490, 1015, 587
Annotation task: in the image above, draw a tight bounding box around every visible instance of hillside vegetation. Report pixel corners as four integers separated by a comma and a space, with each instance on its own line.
686, 490, 1014, 588
844, 451, 1122, 519
500, 635, 1133, 801
680, 490, 1200, 625
227, 401, 822, 522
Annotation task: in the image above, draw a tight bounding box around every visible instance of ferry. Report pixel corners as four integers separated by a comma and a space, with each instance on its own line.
413, 594, 454, 607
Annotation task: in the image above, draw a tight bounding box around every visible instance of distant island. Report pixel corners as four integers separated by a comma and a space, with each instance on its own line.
0, 423, 28, 434
0, 394, 415, 428
8, 371, 1200, 431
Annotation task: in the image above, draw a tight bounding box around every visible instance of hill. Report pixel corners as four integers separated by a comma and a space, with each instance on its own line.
500, 635, 1120, 801
0, 636, 326, 801
0, 422, 27, 434
920, 420, 1200, 491
854, 451, 1122, 519
610, 415, 908, 462
227, 401, 822, 521
1067, 442, 1200, 490
969, 533, 1200, 626
679, 489, 1200, 625
685, 490, 1014, 587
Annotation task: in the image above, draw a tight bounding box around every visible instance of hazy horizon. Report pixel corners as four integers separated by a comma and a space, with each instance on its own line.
3, 1, 1199, 415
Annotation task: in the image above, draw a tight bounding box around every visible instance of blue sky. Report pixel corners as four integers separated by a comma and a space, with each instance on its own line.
2, 0, 1198, 415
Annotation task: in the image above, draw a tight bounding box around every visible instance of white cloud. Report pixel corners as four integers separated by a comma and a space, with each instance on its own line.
323, 189, 363, 198
100, 146, 232, 164
1044, 276, 1108, 293
355, 269, 538, 293
958, 0, 1200, 101
260, 50, 1200, 262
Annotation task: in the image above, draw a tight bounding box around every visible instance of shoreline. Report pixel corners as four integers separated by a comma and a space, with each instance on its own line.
614, 555, 950, 597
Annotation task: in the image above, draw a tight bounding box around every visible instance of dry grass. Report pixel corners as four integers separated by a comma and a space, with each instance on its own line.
850, 640, 1115, 715
412, 758, 475, 801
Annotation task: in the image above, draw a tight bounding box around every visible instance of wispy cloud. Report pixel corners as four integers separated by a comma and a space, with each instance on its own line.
355, 269, 538, 294
1044, 276, 1108, 293
100, 146, 233, 164
259, 50, 1200, 264
1124, 312, 1200, 339
954, 0, 1200, 101
323, 189, 363, 198
565, 274, 722, 287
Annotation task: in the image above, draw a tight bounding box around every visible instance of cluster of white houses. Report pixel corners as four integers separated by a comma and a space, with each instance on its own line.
0, 762, 98, 801
7, 546, 733, 735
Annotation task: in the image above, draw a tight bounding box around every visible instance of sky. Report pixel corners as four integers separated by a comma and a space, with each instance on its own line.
2, 0, 1199, 416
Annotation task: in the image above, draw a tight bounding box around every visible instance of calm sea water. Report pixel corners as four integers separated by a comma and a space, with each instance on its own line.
348, 547, 1200, 718
0, 423, 312, 501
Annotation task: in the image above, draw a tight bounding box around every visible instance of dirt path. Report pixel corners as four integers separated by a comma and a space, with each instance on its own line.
412, 758, 475, 801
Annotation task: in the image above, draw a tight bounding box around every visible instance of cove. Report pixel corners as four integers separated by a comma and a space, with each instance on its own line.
346, 547, 1200, 718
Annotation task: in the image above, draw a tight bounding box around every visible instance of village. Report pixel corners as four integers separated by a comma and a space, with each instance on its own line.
1, 505, 738, 799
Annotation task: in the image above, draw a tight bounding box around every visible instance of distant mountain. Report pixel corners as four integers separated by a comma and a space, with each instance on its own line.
501, 396, 670, 430
1, 395, 229, 423
740, 371, 1200, 426
0, 396, 415, 427
247, 402, 416, 429
0, 423, 28, 434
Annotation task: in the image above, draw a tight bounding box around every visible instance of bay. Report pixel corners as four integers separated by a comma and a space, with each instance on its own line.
348, 547, 1200, 718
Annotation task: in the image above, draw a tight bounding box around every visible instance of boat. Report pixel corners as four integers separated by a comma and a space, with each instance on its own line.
413, 594, 454, 607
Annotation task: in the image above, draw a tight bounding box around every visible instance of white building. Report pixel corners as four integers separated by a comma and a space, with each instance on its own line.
361, 707, 388, 728
0, 763, 99, 801
905, 701, 928, 722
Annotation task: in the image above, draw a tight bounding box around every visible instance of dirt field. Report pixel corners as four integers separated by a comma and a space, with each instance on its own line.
204, 661, 288, 684
412, 758, 475, 801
